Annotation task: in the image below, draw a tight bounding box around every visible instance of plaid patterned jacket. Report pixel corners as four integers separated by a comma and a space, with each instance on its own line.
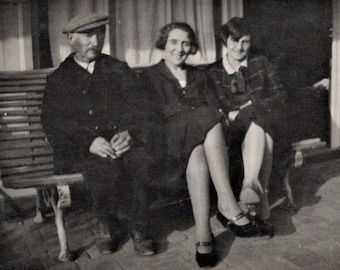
207, 55, 287, 113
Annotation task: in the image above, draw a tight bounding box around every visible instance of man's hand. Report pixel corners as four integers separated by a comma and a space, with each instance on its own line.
89, 137, 117, 159
110, 130, 132, 158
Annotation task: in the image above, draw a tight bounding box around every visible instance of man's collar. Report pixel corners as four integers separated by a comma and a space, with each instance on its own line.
73, 57, 96, 74
222, 53, 248, 75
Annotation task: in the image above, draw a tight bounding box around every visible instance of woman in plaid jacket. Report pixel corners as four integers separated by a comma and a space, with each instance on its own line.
208, 17, 291, 239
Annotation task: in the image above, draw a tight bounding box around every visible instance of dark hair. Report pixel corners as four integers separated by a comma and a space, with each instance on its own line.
220, 17, 251, 47
155, 22, 199, 54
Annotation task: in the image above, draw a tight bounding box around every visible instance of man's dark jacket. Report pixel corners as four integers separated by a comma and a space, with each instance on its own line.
41, 54, 156, 174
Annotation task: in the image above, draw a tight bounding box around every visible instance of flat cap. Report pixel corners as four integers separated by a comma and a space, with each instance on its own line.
63, 13, 109, 34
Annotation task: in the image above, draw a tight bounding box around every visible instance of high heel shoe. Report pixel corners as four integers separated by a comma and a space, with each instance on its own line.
195, 239, 218, 267
216, 211, 259, 237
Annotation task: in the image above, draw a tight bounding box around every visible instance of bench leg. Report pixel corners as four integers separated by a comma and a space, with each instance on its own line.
48, 187, 74, 262
281, 169, 297, 210
33, 188, 47, 224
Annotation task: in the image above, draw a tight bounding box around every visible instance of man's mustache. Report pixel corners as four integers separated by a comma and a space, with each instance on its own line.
87, 47, 99, 52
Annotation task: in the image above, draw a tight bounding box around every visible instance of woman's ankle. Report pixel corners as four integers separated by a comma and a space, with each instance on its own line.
196, 230, 213, 241
196, 232, 214, 253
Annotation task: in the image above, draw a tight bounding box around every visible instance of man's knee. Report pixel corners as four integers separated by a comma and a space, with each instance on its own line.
82, 154, 123, 181
124, 147, 155, 171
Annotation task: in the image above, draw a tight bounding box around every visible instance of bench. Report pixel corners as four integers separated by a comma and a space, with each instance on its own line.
0, 68, 84, 262
2, 68, 340, 262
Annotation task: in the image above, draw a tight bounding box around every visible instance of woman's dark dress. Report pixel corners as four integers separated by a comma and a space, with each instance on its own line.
142, 60, 222, 182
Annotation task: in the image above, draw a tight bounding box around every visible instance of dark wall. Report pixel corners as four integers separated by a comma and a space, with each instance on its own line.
244, 0, 332, 143
244, 0, 332, 90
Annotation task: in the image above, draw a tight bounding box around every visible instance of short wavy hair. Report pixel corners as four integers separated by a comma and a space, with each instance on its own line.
220, 17, 252, 47
155, 22, 199, 55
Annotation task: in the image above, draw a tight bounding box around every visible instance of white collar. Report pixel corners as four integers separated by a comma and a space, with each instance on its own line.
74, 57, 96, 74
222, 53, 248, 75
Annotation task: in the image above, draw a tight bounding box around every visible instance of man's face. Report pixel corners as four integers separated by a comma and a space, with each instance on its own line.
68, 26, 105, 63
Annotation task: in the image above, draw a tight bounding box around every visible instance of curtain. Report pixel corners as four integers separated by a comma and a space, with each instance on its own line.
221, 0, 243, 24
47, 0, 244, 67
331, 0, 340, 147
48, 0, 109, 66
0, 2, 33, 71
113, 0, 216, 67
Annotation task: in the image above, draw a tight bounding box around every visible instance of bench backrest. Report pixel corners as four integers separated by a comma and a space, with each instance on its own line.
0, 69, 56, 187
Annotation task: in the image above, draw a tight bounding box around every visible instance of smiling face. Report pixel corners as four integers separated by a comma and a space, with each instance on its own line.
164, 28, 192, 68
68, 26, 105, 63
226, 35, 251, 62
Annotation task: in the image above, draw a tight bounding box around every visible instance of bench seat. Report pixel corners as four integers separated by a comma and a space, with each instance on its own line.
2, 173, 84, 189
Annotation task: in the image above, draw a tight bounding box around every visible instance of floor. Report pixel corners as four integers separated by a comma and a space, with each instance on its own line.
1, 158, 340, 269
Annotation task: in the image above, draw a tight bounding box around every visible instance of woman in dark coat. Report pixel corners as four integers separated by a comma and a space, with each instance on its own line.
207, 17, 291, 238
141, 22, 258, 267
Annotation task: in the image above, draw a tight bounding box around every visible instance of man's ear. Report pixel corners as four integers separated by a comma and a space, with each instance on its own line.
67, 33, 74, 43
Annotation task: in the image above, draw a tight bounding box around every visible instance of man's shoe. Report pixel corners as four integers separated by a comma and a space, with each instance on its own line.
96, 238, 118, 254
128, 229, 155, 256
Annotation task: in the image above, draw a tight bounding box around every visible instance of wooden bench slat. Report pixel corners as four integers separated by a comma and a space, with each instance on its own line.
0, 131, 47, 140
0, 139, 50, 150
2, 173, 84, 188
0, 79, 47, 86
1, 123, 44, 132
0, 116, 40, 124
0, 156, 53, 168
0, 85, 45, 93
301, 147, 340, 164
1, 171, 54, 185
0, 68, 54, 80
0, 100, 42, 107
0, 93, 43, 101
1, 164, 54, 176
0, 147, 53, 159
0, 107, 41, 116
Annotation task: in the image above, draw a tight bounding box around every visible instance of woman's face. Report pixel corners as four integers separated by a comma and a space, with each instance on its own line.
226, 35, 251, 62
164, 28, 192, 67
